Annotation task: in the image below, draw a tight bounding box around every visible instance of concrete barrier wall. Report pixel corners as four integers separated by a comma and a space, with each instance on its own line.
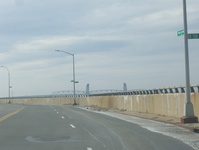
0, 93, 198, 119
82, 93, 198, 118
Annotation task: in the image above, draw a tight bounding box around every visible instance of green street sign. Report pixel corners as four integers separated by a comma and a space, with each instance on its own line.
188, 33, 199, 39
177, 29, 184, 36
71, 80, 79, 83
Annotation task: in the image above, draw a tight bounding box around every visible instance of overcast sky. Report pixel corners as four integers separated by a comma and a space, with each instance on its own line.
0, 0, 199, 97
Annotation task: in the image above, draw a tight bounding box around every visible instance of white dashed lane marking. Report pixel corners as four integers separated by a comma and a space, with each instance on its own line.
70, 124, 76, 128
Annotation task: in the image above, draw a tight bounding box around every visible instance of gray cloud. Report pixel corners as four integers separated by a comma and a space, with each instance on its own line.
0, 0, 199, 97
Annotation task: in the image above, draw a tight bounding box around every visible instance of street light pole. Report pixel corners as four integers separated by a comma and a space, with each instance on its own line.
181, 0, 198, 123
72, 53, 77, 105
55, 50, 78, 105
0, 66, 11, 103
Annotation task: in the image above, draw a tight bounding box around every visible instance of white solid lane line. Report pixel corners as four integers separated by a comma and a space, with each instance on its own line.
83, 127, 106, 148
70, 124, 76, 128
87, 148, 92, 150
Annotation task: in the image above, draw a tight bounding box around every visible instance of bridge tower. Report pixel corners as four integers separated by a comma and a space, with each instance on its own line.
123, 83, 127, 91
86, 84, 90, 96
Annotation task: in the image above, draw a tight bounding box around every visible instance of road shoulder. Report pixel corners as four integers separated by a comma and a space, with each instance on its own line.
81, 105, 199, 133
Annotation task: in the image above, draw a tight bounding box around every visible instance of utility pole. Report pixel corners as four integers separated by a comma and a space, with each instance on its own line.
180, 0, 198, 123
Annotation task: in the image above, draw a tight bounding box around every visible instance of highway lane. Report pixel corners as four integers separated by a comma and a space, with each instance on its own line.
0, 104, 198, 150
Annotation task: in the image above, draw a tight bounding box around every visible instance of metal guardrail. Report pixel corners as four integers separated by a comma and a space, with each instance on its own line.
0, 85, 198, 99
50, 89, 124, 98
0, 94, 89, 99
89, 89, 123, 94
0, 95, 54, 99
88, 85, 199, 97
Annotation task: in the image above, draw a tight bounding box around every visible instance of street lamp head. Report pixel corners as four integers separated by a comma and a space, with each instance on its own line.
55, 50, 61, 52
54, 50, 74, 56
0, 66, 9, 72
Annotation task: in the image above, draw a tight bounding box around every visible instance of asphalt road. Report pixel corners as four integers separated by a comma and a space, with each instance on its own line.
0, 104, 198, 150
